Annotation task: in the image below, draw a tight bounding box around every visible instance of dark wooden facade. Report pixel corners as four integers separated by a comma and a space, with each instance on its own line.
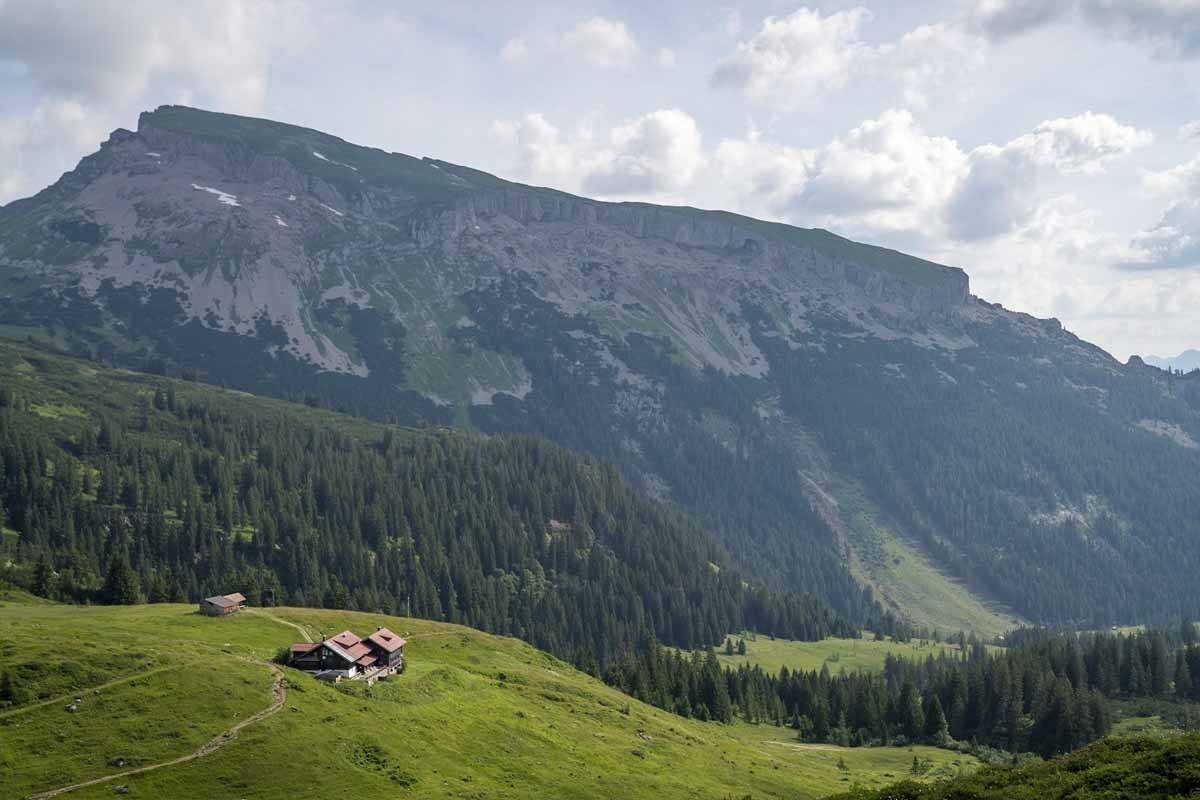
290, 628, 406, 679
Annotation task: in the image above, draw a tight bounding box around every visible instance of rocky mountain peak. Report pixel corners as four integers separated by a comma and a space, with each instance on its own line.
1, 105, 974, 391
4, 106, 1200, 635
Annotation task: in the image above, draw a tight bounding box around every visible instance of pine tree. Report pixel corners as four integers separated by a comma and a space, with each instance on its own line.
30, 552, 54, 598
147, 572, 172, 604
724, 637, 734, 656
924, 695, 950, 745
101, 554, 140, 605
1176, 650, 1193, 700
899, 680, 925, 740
737, 638, 747, 656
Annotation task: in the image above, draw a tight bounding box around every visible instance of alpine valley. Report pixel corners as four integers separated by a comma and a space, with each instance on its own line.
4, 105, 1200, 639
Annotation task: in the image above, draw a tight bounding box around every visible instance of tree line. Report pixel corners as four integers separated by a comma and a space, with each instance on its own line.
0, 362, 854, 670
601, 626, 1200, 759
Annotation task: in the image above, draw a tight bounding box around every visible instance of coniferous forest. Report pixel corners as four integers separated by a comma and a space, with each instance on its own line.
7, 339, 1200, 788
604, 625, 1200, 759
0, 342, 854, 665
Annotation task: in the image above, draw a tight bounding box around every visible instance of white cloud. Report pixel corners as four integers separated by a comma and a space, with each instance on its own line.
1144, 155, 1200, 195
1128, 199, 1200, 270
492, 108, 703, 199
1011, 112, 1155, 174
945, 143, 1039, 240
559, 17, 639, 69
500, 37, 529, 64
0, 0, 311, 204
657, 47, 677, 68
1128, 154, 1200, 270
947, 112, 1152, 238
489, 113, 589, 188
0, 101, 112, 204
716, 110, 1149, 243
715, 110, 970, 242
710, 7, 986, 110
0, 0, 293, 112
1013, 194, 1137, 267
888, 22, 986, 108
938, 111, 1153, 238
799, 110, 968, 235
584, 109, 704, 196
710, 7, 875, 108
1180, 120, 1200, 140
713, 129, 814, 212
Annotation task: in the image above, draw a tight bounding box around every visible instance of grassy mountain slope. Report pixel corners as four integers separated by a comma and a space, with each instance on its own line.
829, 735, 1200, 800
814, 476, 1018, 637
0, 602, 977, 799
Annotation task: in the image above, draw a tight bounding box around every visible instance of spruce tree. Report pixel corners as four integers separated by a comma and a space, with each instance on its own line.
1176, 650, 1193, 699
924, 695, 950, 745
101, 554, 140, 605
899, 681, 925, 740
30, 552, 54, 598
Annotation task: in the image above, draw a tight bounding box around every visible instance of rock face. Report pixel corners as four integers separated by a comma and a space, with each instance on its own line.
4, 105, 1200, 632
0, 106, 968, 392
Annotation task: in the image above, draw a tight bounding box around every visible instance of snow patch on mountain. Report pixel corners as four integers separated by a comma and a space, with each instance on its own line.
190, 184, 240, 207
312, 151, 359, 171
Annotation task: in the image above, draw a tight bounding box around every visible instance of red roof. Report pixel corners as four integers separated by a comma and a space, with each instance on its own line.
291, 642, 319, 654
355, 654, 378, 667
328, 630, 362, 649
344, 641, 372, 660
367, 627, 406, 654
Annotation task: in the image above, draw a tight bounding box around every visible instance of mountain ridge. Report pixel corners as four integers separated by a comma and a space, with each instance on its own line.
3, 105, 1199, 633
1143, 349, 1200, 372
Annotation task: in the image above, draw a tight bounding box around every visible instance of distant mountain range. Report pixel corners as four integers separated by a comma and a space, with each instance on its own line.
1143, 349, 1200, 372
4, 105, 1200, 631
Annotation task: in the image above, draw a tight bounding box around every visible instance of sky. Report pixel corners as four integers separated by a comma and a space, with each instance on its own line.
2, 1, 1199, 360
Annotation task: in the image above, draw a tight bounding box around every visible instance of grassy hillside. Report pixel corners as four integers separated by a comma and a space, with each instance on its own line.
0, 602, 977, 799
714, 632, 968, 675
828, 735, 1200, 800
826, 478, 1020, 638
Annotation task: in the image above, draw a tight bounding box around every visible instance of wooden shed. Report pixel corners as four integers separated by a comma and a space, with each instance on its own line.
199, 593, 247, 616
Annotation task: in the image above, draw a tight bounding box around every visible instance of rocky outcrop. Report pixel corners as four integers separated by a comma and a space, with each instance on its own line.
0, 105, 1023, 392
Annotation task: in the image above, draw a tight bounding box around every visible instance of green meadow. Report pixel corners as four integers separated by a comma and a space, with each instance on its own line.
713, 632, 969, 675
0, 602, 978, 799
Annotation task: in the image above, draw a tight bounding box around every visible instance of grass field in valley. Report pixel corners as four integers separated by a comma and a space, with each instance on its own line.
823, 477, 1020, 640
713, 632, 970, 676
0, 602, 979, 799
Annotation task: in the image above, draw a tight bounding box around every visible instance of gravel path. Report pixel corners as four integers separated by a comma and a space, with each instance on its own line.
27, 661, 286, 799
